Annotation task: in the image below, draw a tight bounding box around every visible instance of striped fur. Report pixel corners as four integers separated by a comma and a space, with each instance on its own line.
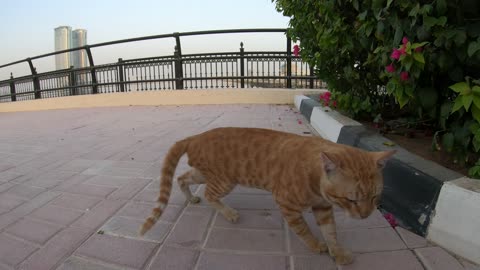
139, 127, 395, 264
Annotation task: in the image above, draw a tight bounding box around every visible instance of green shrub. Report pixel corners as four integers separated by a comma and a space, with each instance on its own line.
274, 0, 480, 177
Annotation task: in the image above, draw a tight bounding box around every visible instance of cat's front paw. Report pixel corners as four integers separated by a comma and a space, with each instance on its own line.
309, 241, 328, 253
330, 247, 353, 265
223, 208, 240, 223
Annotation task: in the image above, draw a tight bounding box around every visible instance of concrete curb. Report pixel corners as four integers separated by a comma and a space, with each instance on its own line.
295, 94, 480, 265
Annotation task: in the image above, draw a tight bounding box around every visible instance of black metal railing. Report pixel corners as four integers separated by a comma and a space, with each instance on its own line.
0, 29, 326, 103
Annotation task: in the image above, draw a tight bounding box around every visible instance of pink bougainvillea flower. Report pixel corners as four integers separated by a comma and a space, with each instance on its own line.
293, 45, 300, 57
383, 213, 398, 228
390, 48, 402, 60
402, 36, 409, 45
332, 100, 337, 108
400, 71, 410, 81
386, 63, 396, 73
414, 47, 423, 53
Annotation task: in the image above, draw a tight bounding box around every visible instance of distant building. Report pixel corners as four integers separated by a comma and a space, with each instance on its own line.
54, 26, 72, 70
72, 29, 88, 68
54, 26, 88, 70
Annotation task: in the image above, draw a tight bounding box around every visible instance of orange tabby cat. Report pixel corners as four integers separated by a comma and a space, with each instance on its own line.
139, 127, 395, 264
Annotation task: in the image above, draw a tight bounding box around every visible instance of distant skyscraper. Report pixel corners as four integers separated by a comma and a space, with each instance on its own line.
54, 26, 72, 70
72, 29, 88, 68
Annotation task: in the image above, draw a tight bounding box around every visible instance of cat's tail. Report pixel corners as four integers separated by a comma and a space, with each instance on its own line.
139, 139, 189, 236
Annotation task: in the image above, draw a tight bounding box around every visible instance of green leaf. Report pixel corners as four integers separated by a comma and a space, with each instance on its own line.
438, 16, 447, 26
470, 122, 480, 133
393, 25, 403, 45
358, 10, 367, 21
436, 0, 447, 15
423, 16, 437, 28
449, 82, 470, 94
473, 96, 480, 109
472, 105, 480, 123
440, 102, 452, 129
473, 86, 480, 95
386, 80, 397, 95
412, 42, 429, 49
468, 41, 480, 57
442, 133, 454, 152
413, 52, 425, 64
405, 85, 414, 97
463, 94, 474, 111
387, 0, 393, 8
474, 136, 480, 152
452, 96, 464, 113
404, 56, 414, 71
454, 30, 467, 46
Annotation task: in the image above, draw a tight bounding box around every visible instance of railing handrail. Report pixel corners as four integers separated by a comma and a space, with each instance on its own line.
0, 28, 287, 69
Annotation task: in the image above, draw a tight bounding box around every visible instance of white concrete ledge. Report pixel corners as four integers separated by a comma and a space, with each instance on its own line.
294, 95, 310, 110
0, 88, 325, 113
427, 178, 480, 264
310, 106, 361, 142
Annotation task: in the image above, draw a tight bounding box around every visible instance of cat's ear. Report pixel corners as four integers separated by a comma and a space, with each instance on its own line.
374, 150, 396, 169
320, 152, 336, 173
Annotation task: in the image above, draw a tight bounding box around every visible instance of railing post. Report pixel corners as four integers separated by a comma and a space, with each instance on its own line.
309, 65, 314, 89
27, 58, 41, 99
173, 33, 184, 90
85, 46, 98, 94
69, 66, 77, 96
118, 58, 125, 92
286, 37, 292, 88
9, 73, 16, 102
240, 42, 245, 88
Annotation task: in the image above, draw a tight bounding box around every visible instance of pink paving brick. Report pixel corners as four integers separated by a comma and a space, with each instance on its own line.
58, 256, 120, 270
148, 246, 199, 270
84, 175, 133, 187
196, 252, 289, 270
49, 193, 102, 211
0, 194, 26, 214
5, 184, 45, 199
5, 217, 62, 244
341, 250, 424, 270
20, 227, 92, 270
76, 234, 158, 269
0, 234, 37, 267
57, 183, 117, 197
165, 206, 214, 248
30, 204, 84, 226
338, 227, 407, 253
107, 178, 151, 200
71, 199, 126, 229
396, 227, 429, 248
293, 255, 337, 270
415, 246, 464, 270
101, 216, 172, 242
117, 201, 183, 223
205, 227, 286, 252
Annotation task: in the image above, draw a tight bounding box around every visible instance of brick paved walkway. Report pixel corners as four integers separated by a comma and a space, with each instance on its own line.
0, 105, 478, 270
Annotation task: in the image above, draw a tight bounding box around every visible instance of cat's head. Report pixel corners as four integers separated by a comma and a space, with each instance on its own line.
319, 148, 396, 219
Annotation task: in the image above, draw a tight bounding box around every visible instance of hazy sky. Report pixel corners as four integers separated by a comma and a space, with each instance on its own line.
0, 0, 290, 80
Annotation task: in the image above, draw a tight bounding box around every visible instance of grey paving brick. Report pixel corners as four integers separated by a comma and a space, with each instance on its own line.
5, 217, 62, 244
415, 246, 464, 270
76, 234, 157, 269
165, 206, 214, 248
0, 234, 37, 267
196, 252, 288, 270
341, 250, 424, 270
148, 246, 199, 270
58, 256, 120, 270
20, 227, 92, 270
205, 227, 286, 252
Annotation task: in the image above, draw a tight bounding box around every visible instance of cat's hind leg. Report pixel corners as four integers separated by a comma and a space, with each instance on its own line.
177, 168, 205, 204
204, 182, 239, 223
